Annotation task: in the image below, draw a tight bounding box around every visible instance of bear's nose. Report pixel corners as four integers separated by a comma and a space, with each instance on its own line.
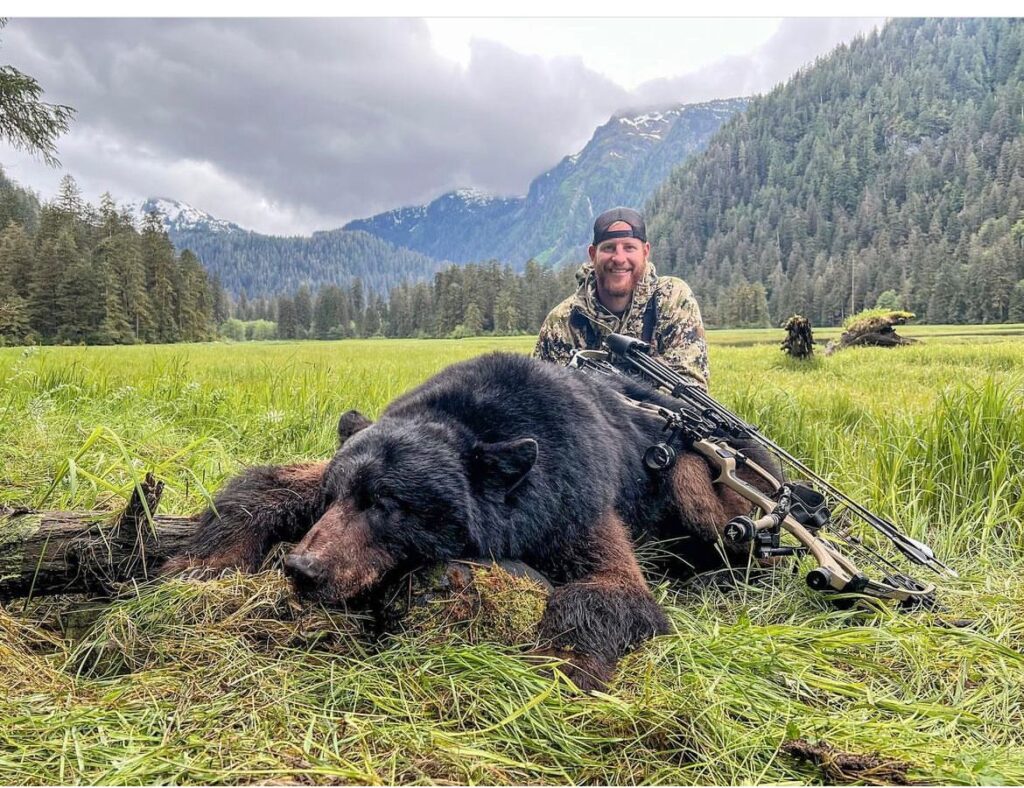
284, 553, 324, 585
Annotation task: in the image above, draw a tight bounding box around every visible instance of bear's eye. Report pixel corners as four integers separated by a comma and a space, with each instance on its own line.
373, 489, 397, 509
357, 486, 394, 511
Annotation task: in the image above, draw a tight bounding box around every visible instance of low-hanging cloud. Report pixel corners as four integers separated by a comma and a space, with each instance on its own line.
634, 18, 883, 105
0, 17, 882, 235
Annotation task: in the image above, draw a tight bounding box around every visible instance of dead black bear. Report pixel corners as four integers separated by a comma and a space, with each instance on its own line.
163, 352, 765, 689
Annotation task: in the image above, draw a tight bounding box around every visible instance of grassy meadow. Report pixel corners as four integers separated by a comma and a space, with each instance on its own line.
1, 326, 1024, 784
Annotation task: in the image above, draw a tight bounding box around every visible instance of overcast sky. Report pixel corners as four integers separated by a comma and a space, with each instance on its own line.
0, 17, 883, 235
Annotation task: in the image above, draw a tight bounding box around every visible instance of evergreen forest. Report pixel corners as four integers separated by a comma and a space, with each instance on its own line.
169, 225, 446, 299
0, 168, 576, 344
0, 173, 226, 345
647, 18, 1024, 327
226, 260, 577, 341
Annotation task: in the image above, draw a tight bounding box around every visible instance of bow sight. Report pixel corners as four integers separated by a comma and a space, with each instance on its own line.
570, 333, 956, 608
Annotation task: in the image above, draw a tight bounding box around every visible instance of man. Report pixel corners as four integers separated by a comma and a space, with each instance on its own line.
534, 207, 710, 389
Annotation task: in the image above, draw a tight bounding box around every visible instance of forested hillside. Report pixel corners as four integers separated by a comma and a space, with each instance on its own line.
166, 225, 447, 299
0, 174, 224, 345
647, 18, 1024, 327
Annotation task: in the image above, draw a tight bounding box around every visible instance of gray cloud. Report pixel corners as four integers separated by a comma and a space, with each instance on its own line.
635, 18, 884, 105
0, 18, 882, 234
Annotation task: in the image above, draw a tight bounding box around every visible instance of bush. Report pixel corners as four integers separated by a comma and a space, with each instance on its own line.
874, 289, 902, 310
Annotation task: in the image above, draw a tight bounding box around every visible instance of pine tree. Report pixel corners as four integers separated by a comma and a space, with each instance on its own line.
210, 274, 229, 325
92, 196, 142, 342
462, 301, 484, 336
1009, 280, 1024, 323
494, 285, 521, 334
28, 217, 71, 340
277, 296, 297, 339
350, 278, 365, 336
141, 211, 179, 342
363, 293, 384, 337
313, 286, 336, 339
237, 290, 251, 321
56, 232, 104, 343
0, 220, 33, 297
0, 220, 30, 341
55, 174, 83, 219
176, 249, 214, 341
0, 19, 74, 166
293, 284, 313, 338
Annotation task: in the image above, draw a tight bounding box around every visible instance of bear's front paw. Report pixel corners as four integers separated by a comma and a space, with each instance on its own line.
531, 647, 615, 692
160, 551, 252, 580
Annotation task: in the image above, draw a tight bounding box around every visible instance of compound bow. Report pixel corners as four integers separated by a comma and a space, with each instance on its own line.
570, 333, 956, 608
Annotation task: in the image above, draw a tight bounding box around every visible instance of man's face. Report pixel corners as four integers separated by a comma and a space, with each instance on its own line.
589, 221, 650, 304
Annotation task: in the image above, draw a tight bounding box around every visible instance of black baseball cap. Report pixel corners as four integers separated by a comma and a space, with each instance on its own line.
592, 207, 647, 245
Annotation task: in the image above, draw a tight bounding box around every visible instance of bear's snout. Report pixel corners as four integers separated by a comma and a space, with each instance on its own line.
283, 552, 325, 589
284, 502, 397, 602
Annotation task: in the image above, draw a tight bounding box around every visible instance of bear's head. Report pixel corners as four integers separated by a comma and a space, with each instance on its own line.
283, 417, 538, 604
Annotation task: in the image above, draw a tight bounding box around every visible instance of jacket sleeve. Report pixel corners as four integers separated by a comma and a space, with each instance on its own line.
657, 280, 710, 390
533, 302, 577, 366
533, 315, 556, 360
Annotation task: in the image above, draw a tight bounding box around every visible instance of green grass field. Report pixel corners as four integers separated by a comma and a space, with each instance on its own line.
2, 328, 1023, 784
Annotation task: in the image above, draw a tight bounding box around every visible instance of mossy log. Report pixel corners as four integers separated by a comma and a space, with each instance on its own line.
0, 474, 196, 600
825, 310, 919, 355
0, 476, 552, 622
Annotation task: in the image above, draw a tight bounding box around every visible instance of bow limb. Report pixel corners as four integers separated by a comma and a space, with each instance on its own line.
691, 439, 935, 604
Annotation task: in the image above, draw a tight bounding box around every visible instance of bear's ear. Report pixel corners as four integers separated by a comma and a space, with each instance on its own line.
338, 410, 373, 447
469, 437, 538, 494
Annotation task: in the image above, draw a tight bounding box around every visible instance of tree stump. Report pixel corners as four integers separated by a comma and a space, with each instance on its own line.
780, 314, 816, 358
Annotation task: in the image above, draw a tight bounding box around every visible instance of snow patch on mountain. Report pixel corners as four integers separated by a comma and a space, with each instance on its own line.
450, 187, 506, 206
139, 197, 243, 234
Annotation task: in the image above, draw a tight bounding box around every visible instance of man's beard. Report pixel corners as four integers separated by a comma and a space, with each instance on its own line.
596, 265, 644, 299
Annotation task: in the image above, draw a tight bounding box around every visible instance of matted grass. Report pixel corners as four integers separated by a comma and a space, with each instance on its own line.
1, 331, 1023, 785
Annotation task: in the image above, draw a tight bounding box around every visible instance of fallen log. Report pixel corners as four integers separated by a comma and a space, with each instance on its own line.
825, 310, 919, 355
0, 474, 197, 600
0, 475, 551, 617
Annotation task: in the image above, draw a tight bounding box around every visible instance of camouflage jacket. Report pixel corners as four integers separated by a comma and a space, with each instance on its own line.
533, 262, 710, 389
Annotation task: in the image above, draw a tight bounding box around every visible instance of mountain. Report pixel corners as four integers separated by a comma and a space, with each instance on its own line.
646, 18, 1024, 326
140, 197, 245, 235
345, 98, 748, 268
142, 199, 447, 298
144, 98, 745, 297
343, 188, 522, 266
